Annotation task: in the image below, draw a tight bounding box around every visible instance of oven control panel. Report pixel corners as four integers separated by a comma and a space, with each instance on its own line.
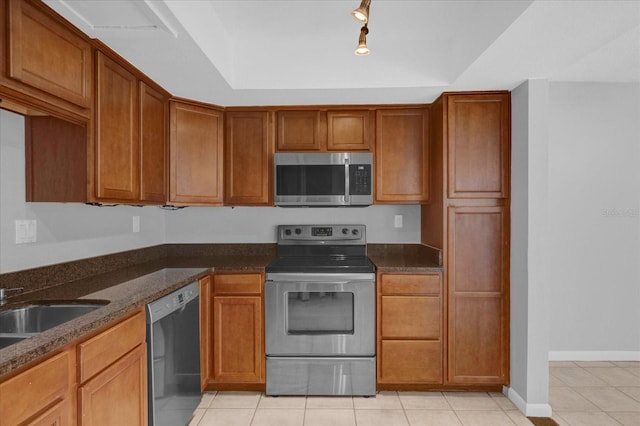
278, 224, 366, 245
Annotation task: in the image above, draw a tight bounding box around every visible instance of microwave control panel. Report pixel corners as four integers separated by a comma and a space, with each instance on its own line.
349, 164, 371, 195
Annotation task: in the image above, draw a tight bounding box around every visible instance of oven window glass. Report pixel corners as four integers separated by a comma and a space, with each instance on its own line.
276, 165, 345, 195
286, 291, 354, 334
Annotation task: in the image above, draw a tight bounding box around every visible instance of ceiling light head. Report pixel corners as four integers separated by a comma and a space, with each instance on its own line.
352, 0, 371, 24
355, 25, 370, 56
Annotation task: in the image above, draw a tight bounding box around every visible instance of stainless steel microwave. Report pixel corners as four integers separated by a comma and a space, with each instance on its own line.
274, 152, 373, 207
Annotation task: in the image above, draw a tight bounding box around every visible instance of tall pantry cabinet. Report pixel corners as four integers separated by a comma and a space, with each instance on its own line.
422, 92, 511, 386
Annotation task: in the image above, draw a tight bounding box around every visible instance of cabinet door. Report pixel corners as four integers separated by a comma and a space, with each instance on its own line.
447, 93, 510, 198
276, 110, 322, 151
4, 0, 92, 108
139, 82, 167, 203
199, 275, 213, 391
169, 101, 224, 205
327, 110, 373, 151
375, 108, 429, 203
447, 205, 509, 384
0, 350, 75, 426
212, 296, 264, 384
79, 344, 147, 426
26, 116, 87, 202
225, 111, 272, 205
95, 51, 139, 202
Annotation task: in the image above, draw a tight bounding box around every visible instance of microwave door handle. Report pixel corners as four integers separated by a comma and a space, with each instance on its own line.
344, 159, 350, 202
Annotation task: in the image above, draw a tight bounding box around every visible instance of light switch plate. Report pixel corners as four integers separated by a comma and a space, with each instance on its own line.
133, 216, 140, 233
394, 215, 403, 228
15, 220, 37, 243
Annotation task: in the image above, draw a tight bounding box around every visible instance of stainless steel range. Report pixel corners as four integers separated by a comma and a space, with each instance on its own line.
265, 224, 376, 396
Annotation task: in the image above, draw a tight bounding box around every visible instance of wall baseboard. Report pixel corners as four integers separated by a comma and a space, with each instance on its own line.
549, 351, 640, 361
506, 387, 553, 417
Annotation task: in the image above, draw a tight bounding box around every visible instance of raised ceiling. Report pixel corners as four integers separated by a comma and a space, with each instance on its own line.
44, 0, 640, 106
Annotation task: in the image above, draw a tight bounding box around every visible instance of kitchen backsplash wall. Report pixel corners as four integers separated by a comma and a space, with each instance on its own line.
0, 109, 421, 273
164, 204, 421, 244
0, 109, 166, 273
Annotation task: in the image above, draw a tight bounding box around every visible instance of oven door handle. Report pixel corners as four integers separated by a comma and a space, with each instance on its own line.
265, 273, 375, 283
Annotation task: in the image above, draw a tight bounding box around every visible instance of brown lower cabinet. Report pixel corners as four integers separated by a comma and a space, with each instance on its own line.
0, 349, 76, 426
0, 309, 147, 426
377, 273, 443, 388
200, 272, 265, 391
447, 205, 509, 385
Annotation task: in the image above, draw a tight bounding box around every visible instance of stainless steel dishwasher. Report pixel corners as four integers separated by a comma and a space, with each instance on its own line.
146, 281, 200, 426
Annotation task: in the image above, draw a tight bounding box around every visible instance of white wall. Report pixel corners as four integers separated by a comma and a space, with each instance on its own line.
0, 109, 421, 273
509, 80, 551, 417
548, 82, 640, 359
164, 204, 421, 243
0, 110, 166, 273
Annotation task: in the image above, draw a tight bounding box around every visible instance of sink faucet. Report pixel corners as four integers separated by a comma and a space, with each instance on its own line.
0, 288, 23, 306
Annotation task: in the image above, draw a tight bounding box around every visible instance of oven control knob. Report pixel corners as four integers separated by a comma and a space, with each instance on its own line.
342, 228, 349, 235
284, 229, 292, 236
352, 229, 359, 236
295, 228, 302, 235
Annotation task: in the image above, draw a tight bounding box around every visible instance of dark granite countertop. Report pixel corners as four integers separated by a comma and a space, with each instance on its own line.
0, 266, 210, 376
0, 242, 441, 377
368, 243, 443, 273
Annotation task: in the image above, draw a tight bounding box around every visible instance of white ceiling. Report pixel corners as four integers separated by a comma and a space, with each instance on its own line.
44, 0, 640, 106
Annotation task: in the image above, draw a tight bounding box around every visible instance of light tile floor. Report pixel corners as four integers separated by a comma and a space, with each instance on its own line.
188, 361, 640, 426
550, 361, 640, 426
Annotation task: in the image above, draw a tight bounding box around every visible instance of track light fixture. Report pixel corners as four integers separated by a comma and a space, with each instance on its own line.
352, 0, 371, 24
355, 25, 370, 56
352, 0, 371, 56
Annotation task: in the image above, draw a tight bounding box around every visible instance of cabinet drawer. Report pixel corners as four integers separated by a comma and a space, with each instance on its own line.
0, 349, 74, 426
380, 274, 441, 295
213, 274, 263, 295
379, 340, 442, 384
78, 310, 146, 383
381, 296, 441, 339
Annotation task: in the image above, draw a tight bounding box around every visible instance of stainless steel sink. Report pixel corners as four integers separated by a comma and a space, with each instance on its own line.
0, 302, 107, 350
0, 335, 27, 350
0, 304, 104, 334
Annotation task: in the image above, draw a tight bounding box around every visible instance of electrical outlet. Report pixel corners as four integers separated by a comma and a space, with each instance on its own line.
394, 215, 403, 228
133, 216, 140, 233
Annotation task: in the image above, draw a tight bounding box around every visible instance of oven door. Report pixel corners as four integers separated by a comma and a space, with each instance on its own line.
265, 273, 375, 356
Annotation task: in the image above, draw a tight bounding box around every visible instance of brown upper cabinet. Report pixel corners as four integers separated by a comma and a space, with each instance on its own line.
224, 110, 273, 206
327, 110, 373, 151
446, 93, 510, 198
0, 0, 92, 120
169, 99, 224, 206
25, 44, 168, 205
375, 108, 429, 203
139, 82, 168, 204
277, 110, 321, 151
94, 51, 140, 202
93, 48, 169, 205
276, 108, 373, 152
